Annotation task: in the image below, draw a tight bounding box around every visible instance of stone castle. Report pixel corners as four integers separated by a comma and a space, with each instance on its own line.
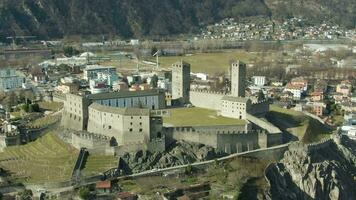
60, 60, 282, 155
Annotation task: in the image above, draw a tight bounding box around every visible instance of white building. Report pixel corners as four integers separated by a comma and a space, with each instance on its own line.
157, 79, 172, 91
252, 76, 266, 86
220, 96, 251, 120
0, 69, 25, 91
284, 84, 304, 100
83, 65, 117, 81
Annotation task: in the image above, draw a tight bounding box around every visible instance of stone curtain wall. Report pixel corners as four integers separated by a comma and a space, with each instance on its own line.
189, 90, 225, 110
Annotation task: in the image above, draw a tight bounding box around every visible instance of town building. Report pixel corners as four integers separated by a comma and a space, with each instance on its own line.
336, 80, 352, 97
56, 83, 80, 94
284, 84, 304, 100
0, 69, 25, 91
83, 65, 117, 81
220, 96, 251, 120
252, 76, 266, 86
310, 91, 324, 102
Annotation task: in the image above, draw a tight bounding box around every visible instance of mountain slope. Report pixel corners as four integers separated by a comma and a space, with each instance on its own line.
0, 0, 354, 40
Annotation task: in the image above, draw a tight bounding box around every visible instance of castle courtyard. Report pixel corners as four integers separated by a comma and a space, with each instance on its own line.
163, 107, 246, 127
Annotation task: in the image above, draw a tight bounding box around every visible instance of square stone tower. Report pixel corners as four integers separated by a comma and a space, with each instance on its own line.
172, 61, 191, 104
230, 60, 246, 97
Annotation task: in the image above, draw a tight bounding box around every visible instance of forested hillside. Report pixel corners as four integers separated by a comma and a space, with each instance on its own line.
0, 0, 354, 40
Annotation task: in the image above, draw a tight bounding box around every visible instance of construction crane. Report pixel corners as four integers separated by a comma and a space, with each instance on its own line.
152, 50, 160, 69
6, 36, 37, 49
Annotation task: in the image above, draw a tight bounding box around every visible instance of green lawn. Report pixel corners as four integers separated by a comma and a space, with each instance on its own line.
149, 50, 255, 74
267, 105, 332, 143
163, 107, 246, 127
98, 50, 279, 75
38, 102, 63, 111
82, 154, 118, 177
0, 133, 78, 184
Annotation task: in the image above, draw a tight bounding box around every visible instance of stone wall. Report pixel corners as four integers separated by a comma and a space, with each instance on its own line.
249, 100, 269, 117
61, 94, 90, 131
52, 93, 66, 103
189, 90, 225, 110
246, 114, 282, 134
166, 124, 271, 153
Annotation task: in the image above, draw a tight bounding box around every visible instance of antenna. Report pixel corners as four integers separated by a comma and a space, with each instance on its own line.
153, 50, 160, 69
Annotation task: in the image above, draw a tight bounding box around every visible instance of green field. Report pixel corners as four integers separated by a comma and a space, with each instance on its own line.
38, 102, 64, 111
99, 50, 275, 74
0, 133, 78, 184
150, 50, 255, 74
82, 154, 118, 177
267, 105, 332, 143
163, 107, 246, 127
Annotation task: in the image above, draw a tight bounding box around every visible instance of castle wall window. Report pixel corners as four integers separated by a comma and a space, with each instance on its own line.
139, 129, 143, 132
129, 128, 133, 132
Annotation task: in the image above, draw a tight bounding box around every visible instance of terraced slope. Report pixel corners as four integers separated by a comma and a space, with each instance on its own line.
0, 133, 78, 184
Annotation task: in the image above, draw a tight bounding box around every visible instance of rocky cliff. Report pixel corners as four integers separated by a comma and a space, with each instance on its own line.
119, 141, 221, 174
265, 136, 356, 200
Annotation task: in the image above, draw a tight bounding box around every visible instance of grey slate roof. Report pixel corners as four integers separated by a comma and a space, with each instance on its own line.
221, 95, 250, 103
89, 103, 150, 116
86, 89, 164, 100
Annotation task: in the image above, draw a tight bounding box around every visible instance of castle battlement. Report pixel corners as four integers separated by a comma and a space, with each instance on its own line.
191, 89, 227, 96
170, 126, 260, 135
306, 138, 333, 152
251, 99, 269, 106
73, 132, 111, 141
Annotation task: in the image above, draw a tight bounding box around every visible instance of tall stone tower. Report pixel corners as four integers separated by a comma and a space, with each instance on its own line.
172, 61, 191, 104
230, 60, 246, 97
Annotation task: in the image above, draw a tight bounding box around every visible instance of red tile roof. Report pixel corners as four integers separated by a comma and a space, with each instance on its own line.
96, 181, 111, 189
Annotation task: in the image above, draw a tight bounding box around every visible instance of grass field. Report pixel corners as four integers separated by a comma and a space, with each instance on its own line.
148, 50, 255, 74
82, 154, 118, 177
99, 50, 276, 74
0, 133, 78, 184
267, 105, 332, 143
38, 102, 63, 111
163, 107, 246, 127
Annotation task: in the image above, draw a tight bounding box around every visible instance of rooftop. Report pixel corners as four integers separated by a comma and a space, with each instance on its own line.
89, 103, 150, 116
221, 96, 250, 103
87, 89, 164, 100
84, 65, 116, 71
163, 107, 246, 127
96, 181, 112, 189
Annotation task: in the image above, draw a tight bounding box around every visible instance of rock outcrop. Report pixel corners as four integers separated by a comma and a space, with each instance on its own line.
119, 141, 221, 174
265, 135, 356, 200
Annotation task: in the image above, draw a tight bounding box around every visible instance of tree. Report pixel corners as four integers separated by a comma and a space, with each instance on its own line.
21, 104, 29, 112
150, 74, 158, 88
185, 164, 193, 175
3, 92, 17, 112
24, 90, 35, 104
78, 187, 91, 200
63, 46, 80, 57
29, 103, 40, 113
19, 189, 33, 200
